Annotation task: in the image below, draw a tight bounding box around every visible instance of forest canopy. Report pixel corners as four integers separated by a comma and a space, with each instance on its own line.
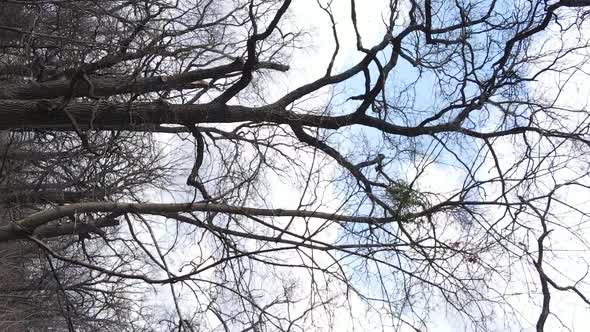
1, 0, 590, 331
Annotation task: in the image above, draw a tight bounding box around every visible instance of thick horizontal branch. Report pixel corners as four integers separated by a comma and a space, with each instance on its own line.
0, 216, 118, 241
0, 63, 32, 77
33, 217, 120, 240
1, 99, 585, 146
0, 201, 394, 242
0, 190, 98, 204
0, 151, 76, 161
0, 60, 289, 99
0, 99, 406, 132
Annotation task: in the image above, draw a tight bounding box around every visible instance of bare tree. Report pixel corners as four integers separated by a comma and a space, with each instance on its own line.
0, 128, 172, 331
2, 0, 590, 331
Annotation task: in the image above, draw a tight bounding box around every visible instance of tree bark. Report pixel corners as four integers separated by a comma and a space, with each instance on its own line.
0, 190, 99, 204
0, 99, 456, 137
33, 217, 119, 240
0, 201, 394, 242
0, 61, 288, 99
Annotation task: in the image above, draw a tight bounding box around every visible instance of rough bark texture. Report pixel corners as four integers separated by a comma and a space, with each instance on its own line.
0, 60, 288, 99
